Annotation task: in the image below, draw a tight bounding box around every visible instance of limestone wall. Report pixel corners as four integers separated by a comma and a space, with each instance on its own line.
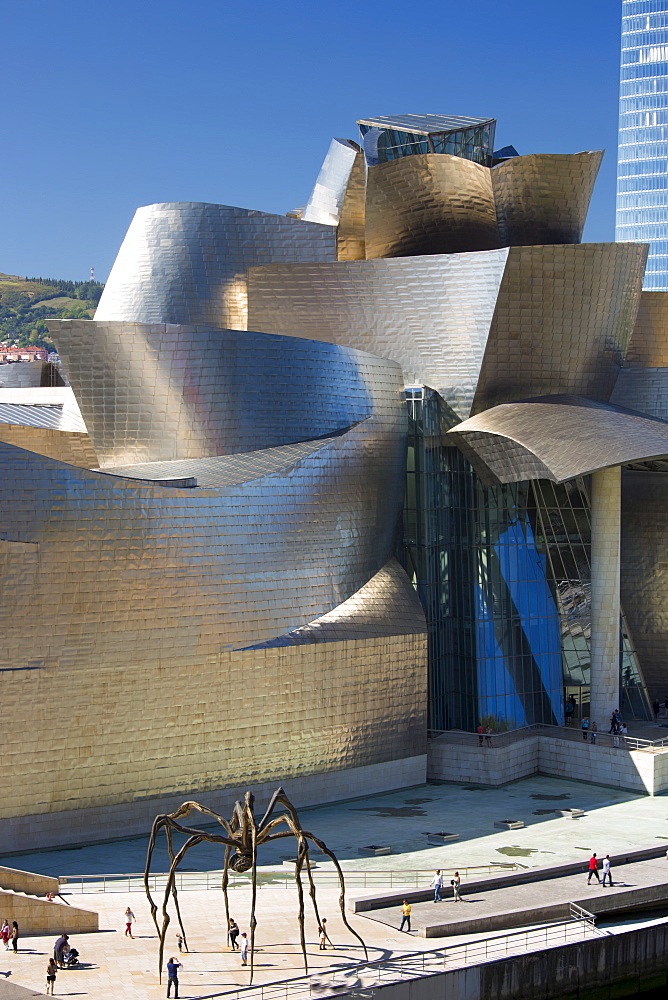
0, 867, 58, 896
0, 892, 97, 935
428, 733, 668, 794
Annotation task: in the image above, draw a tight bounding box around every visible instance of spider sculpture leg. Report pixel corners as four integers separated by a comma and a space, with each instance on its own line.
249, 810, 258, 983
221, 844, 231, 948
292, 835, 311, 974
164, 825, 189, 954
262, 791, 368, 961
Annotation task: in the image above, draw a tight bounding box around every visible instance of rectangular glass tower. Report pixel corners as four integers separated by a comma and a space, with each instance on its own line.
617, 0, 668, 289
616, 0, 668, 291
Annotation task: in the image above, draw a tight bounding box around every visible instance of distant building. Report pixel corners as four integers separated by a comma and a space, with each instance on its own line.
617, 0, 668, 288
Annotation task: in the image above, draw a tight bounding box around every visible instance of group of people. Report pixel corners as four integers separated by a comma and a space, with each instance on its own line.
581, 710, 628, 746
0, 920, 18, 952
399, 871, 463, 931
587, 853, 614, 886
476, 724, 493, 747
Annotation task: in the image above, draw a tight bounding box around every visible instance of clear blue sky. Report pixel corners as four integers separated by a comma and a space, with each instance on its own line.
2, 0, 622, 282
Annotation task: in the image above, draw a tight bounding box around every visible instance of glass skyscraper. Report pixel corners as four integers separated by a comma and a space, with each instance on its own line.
617, 0, 668, 289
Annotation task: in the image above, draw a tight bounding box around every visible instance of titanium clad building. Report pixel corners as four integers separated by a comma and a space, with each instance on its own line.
1, 107, 668, 849
617, 0, 668, 288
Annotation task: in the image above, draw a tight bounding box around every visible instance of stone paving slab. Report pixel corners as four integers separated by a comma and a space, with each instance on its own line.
363, 857, 668, 937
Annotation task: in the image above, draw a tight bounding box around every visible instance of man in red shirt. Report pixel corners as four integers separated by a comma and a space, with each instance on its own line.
587, 853, 600, 884
477, 723, 484, 747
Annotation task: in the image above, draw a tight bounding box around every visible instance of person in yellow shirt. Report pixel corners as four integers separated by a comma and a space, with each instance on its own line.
399, 900, 411, 932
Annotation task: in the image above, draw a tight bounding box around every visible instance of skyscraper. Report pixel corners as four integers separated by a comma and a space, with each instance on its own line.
617, 0, 668, 289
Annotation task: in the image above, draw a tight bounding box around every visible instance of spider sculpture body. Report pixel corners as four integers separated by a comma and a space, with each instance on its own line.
144, 787, 368, 982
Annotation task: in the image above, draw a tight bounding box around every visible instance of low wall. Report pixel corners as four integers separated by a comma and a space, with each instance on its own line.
0, 867, 58, 896
428, 733, 668, 794
356, 921, 668, 1000
0, 755, 427, 854
0, 891, 97, 934
348, 843, 668, 913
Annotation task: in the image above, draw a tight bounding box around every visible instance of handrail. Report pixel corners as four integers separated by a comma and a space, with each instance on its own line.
58, 864, 521, 894
428, 723, 668, 752
198, 910, 603, 1000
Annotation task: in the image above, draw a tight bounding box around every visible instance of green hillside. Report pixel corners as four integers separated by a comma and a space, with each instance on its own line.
0, 272, 104, 352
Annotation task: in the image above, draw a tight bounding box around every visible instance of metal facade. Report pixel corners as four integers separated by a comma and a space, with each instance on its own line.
95, 202, 337, 330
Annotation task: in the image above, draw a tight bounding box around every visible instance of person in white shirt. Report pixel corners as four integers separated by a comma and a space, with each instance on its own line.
124, 907, 136, 938
601, 855, 613, 887
431, 870, 444, 902
240, 932, 249, 967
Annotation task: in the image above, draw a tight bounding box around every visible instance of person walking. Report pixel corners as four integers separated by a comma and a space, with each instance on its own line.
10, 923, 19, 954
166, 957, 181, 998
653, 699, 660, 721
476, 723, 484, 747
587, 854, 600, 884
565, 699, 574, 726
124, 907, 136, 938
485, 727, 493, 747
602, 855, 613, 886
431, 870, 443, 902
1, 921, 10, 950
176, 933, 184, 953
45, 958, 57, 995
581, 718, 589, 741
228, 918, 239, 951
318, 918, 332, 950
399, 900, 411, 931
240, 932, 249, 966
590, 721, 598, 744
452, 872, 462, 902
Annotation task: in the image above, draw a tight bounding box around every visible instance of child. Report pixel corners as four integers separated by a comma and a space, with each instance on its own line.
318, 918, 331, 950
46, 958, 57, 995
176, 932, 184, 953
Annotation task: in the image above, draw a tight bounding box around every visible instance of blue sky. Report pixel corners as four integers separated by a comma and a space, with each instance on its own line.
2, 0, 621, 281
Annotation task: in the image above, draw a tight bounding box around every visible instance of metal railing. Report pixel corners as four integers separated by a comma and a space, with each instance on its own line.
429, 723, 668, 752
204, 910, 604, 1000
59, 864, 522, 894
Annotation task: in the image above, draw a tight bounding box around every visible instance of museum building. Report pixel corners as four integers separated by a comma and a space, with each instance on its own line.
1, 112, 668, 849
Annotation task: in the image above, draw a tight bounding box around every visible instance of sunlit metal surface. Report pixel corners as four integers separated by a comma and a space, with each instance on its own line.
302, 138, 366, 261
248, 244, 647, 420
472, 243, 648, 413
621, 470, 668, 696
492, 152, 603, 246
248, 249, 509, 420
365, 154, 500, 258
446, 395, 668, 485
625, 291, 668, 367
48, 320, 387, 468
95, 202, 336, 331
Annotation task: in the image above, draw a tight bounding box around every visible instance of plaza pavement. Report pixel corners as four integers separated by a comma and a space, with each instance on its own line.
2, 773, 668, 999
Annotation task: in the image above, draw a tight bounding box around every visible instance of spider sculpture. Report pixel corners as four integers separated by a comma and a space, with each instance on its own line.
144, 786, 368, 983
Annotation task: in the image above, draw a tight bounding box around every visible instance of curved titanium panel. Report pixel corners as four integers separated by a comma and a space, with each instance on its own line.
0, 424, 97, 468
364, 154, 500, 258
621, 470, 668, 698
611, 367, 668, 422
48, 320, 381, 467
472, 243, 648, 413
446, 395, 668, 485
625, 291, 668, 367
95, 202, 336, 331
244, 558, 427, 647
0, 344, 405, 652
492, 151, 603, 246
247, 249, 510, 420
302, 139, 366, 262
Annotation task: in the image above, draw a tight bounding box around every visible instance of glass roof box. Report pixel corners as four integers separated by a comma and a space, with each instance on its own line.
358, 113, 497, 167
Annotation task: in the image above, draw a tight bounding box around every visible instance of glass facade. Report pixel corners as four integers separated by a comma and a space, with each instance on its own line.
617, 0, 668, 289
360, 122, 496, 167
402, 388, 651, 732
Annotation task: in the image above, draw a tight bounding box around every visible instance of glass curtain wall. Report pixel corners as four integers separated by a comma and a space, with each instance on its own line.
402, 388, 651, 732
617, 0, 668, 289
359, 123, 495, 167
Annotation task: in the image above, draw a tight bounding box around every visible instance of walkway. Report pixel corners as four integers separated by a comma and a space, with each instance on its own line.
362, 855, 668, 937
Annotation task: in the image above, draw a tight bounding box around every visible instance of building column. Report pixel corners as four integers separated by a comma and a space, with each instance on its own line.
589, 465, 621, 728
